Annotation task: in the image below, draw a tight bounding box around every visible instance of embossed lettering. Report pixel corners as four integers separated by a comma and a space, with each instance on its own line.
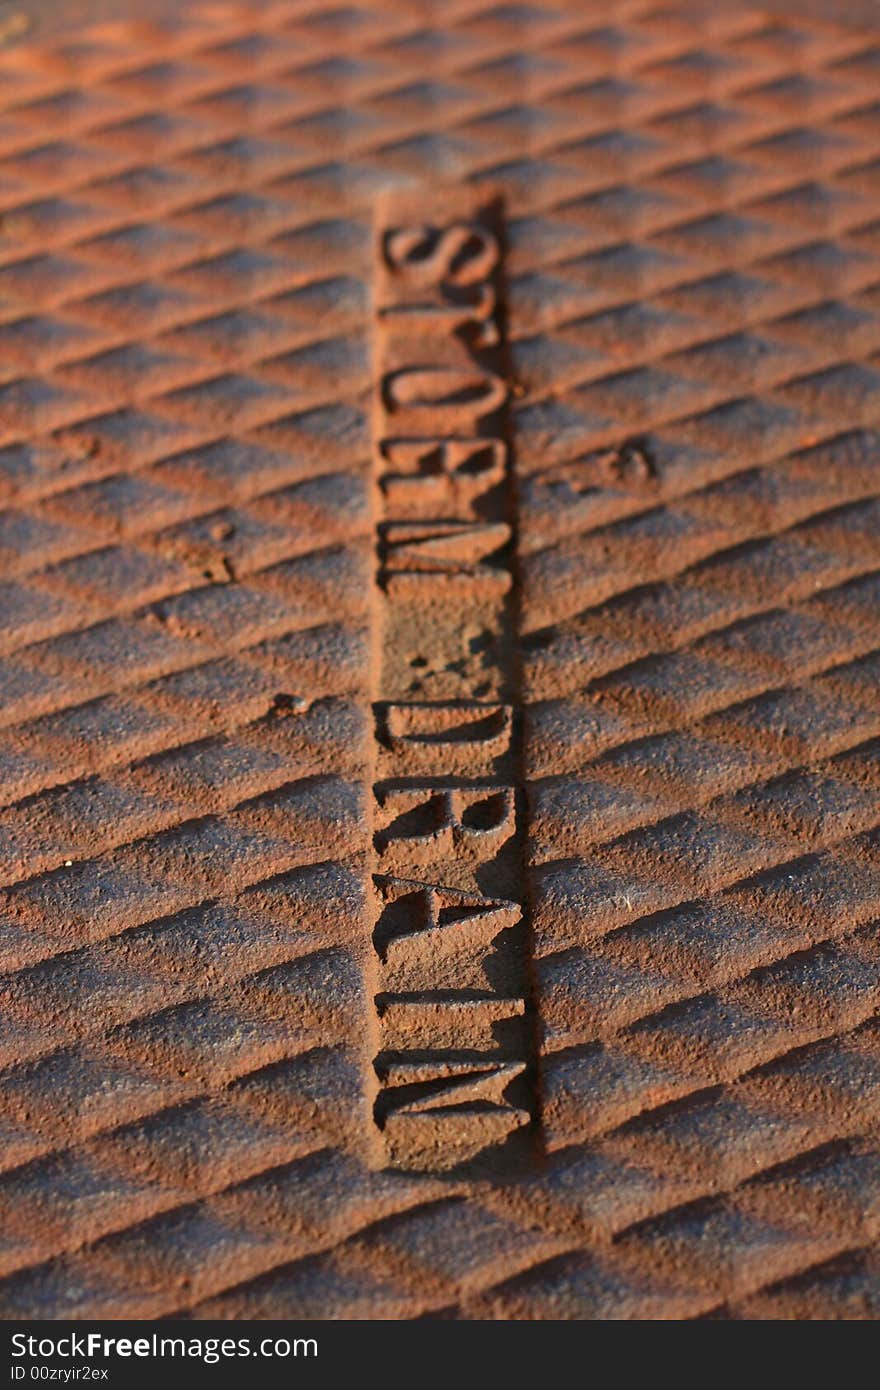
375, 785, 516, 856
379, 438, 507, 513
383, 367, 508, 431
382, 222, 499, 286
370, 190, 533, 1170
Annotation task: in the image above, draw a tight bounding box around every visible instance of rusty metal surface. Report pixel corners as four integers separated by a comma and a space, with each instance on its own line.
0, 0, 877, 1319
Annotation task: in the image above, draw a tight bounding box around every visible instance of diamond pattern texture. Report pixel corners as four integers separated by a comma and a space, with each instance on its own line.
0, 0, 877, 1319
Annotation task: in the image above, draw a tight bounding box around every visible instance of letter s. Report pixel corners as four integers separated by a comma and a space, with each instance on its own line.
384, 223, 499, 288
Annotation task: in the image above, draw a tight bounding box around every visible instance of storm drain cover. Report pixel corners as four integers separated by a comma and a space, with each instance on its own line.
0, 0, 878, 1319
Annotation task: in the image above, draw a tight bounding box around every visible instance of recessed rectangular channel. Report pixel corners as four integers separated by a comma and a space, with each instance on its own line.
367, 187, 537, 1172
